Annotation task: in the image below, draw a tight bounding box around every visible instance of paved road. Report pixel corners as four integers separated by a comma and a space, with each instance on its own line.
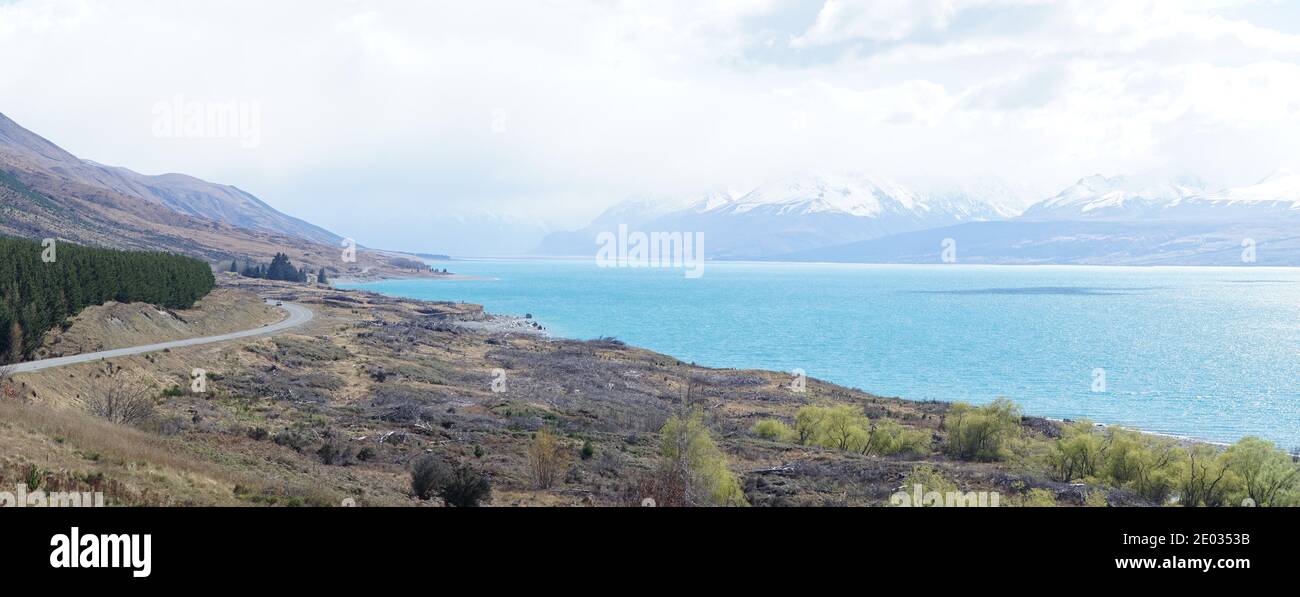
8, 301, 314, 374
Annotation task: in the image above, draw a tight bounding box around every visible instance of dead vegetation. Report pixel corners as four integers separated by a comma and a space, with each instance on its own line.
4, 276, 1111, 507
81, 377, 157, 426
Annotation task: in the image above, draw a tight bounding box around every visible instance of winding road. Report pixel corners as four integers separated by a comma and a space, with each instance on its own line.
8, 301, 315, 374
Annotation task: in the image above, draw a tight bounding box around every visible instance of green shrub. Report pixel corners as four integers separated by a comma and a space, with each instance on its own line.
793, 405, 929, 456
1015, 488, 1058, 507
942, 399, 1021, 462
1180, 444, 1239, 507
1046, 420, 1105, 482
1101, 428, 1184, 504
862, 419, 930, 456
750, 418, 794, 442
1223, 436, 1300, 507
895, 464, 958, 507
656, 409, 747, 507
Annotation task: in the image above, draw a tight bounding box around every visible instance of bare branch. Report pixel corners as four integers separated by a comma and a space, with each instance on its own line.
82, 379, 157, 426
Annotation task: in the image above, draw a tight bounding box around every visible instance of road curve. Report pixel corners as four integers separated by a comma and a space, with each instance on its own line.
8, 301, 315, 374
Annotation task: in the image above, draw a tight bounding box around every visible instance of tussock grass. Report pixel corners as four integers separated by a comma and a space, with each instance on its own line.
0, 399, 345, 506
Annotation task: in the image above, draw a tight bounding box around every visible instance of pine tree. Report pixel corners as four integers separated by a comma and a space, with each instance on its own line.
0, 235, 214, 363
316, 268, 328, 284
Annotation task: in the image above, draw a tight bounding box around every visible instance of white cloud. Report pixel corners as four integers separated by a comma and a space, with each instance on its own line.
0, 0, 1297, 253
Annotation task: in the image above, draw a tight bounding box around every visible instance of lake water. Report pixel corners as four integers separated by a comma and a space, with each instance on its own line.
341, 260, 1300, 448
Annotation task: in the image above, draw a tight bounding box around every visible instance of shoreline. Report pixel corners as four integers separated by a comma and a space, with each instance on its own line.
331, 273, 493, 285
341, 276, 1247, 450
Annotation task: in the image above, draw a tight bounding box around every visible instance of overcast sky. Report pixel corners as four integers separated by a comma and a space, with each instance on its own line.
2, 0, 1300, 253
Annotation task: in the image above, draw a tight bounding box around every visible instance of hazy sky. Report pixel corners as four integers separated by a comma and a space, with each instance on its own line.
2, 0, 1300, 253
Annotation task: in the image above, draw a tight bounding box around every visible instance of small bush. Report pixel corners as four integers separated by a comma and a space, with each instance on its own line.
1224, 436, 1300, 507
528, 428, 567, 489
82, 381, 157, 427
1101, 428, 1183, 504
942, 399, 1021, 462
580, 440, 595, 461
410, 455, 492, 506
789, 405, 928, 456
895, 464, 958, 508
1045, 420, 1105, 482
1084, 489, 1109, 507
751, 419, 794, 442
313, 444, 338, 468
1015, 488, 1058, 507
652, 409, 747, 507
23, 464, 43, 491
411, 455, 451, 500
440, 463, 492, 507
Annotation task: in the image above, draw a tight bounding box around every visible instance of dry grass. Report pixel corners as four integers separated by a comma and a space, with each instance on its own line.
0, 398, 348, 506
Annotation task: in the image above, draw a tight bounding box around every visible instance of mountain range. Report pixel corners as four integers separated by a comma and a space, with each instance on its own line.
537, 171, 1300, 266
0, 112, 420, 278
6, 107, 1299, 269
535, 174, 1012, 259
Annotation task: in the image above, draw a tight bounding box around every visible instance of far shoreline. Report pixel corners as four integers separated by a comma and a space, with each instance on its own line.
394, 253, 1300, 272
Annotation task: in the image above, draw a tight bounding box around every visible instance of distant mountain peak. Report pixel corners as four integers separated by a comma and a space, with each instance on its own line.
534, 172, 1012, 259
723, 172, 922, 218
1023, 173, 1208, 220
1203, 169, 1300, 205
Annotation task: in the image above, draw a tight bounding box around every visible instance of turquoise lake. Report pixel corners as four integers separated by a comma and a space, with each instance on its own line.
341, 260, 1300, 448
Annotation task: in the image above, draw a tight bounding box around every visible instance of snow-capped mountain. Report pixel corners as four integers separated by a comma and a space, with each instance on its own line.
1020, 174, 1207, 221
716, 173, 920, 218
1194, 170, 1300, 211
533, 173, 1011, 259
782, 170, 1300, 266
917, 175, 1039, 219
1022, 172, 1300, 222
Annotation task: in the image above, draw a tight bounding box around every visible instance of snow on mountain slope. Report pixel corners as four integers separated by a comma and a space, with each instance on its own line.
718, 173, 917, 218
1022, 172, 1300, 222
1198, 170, 1300, 207
533, 174, 1011, 258
1021, 174, 1206, 221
